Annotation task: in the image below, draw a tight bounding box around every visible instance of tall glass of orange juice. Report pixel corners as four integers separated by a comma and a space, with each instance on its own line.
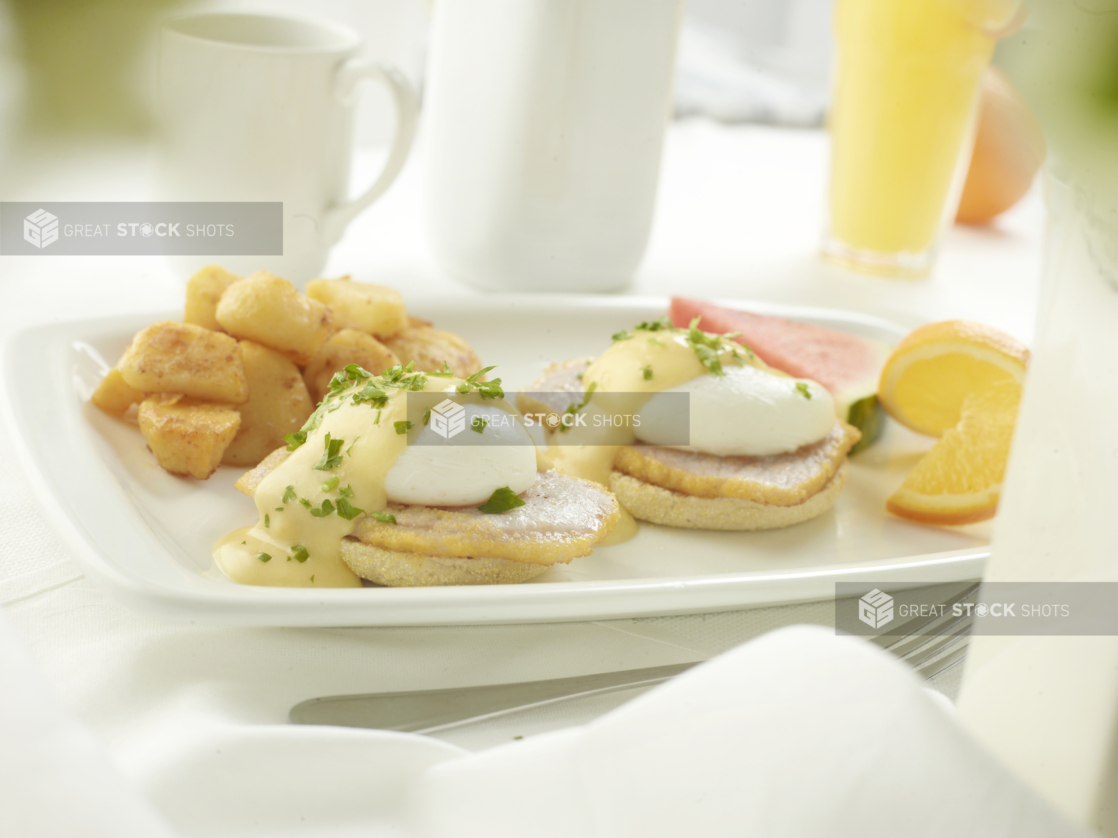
823, 0, 1017, 277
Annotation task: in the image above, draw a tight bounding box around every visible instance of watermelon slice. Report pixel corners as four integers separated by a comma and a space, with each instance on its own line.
669, 298, 890, 453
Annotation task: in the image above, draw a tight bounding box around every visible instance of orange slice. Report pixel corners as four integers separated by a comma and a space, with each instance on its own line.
878, 320, 1028, 437
887, 380, 1020, 525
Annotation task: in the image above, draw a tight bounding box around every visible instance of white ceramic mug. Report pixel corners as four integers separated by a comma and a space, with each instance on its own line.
156, 12, 417, 283
423, 0, 683, 293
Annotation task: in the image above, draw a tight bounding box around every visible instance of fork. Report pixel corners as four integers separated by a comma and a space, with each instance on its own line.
289, 583, 979, 734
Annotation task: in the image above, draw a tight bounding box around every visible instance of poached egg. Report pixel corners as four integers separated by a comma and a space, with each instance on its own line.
637, 363, 835, 456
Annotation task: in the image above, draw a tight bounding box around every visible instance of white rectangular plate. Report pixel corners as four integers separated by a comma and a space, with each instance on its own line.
3, 296, 989, 626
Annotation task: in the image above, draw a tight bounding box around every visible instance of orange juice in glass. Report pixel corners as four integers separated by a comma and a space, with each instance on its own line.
823, 0, 1018, 277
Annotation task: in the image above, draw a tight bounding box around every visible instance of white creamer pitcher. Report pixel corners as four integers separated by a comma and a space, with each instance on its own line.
423, 0, 683, 293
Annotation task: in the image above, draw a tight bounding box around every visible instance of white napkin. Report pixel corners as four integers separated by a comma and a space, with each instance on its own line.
1, 611, 1089, 838
0, 609, 176, 838
0, 600, 468, 838
414, 626, 1089, 838
127, 724, 464, 838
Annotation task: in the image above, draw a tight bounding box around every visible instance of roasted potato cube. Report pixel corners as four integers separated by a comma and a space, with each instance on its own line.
222, 341, 314, 467
184, 265, 241, 331
119, 321, 248, 404
138, 395, 241, 479
382, 326, 482, 378
235, 446, 291, 498
215, 272, 333, 366
90, 367, 143, 415
302, 329, 400, 403
305, 277, 408, 338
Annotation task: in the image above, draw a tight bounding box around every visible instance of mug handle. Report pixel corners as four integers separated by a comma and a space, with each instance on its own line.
321, 57, 418, 247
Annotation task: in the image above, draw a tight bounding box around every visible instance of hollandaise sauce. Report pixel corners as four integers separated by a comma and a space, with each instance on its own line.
215, 364, 519, 588
545, 319, 837, 530
546, 319, 767, 488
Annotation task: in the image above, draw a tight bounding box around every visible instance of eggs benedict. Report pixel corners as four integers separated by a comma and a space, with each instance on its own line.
520, 318, 861, 531
217, 362, 619, 587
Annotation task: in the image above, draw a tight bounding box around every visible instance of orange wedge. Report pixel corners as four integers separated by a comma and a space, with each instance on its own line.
887, 378, 1020, 525
878, 320, 1028, 437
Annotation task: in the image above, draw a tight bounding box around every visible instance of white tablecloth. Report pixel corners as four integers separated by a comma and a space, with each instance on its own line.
0, 120, 1042, 762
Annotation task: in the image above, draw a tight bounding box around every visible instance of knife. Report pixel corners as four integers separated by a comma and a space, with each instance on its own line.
289, 662, 696, 734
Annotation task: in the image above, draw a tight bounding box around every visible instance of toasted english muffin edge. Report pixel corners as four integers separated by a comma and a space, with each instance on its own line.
609, 463, 848, 531
339, 540, 551, 586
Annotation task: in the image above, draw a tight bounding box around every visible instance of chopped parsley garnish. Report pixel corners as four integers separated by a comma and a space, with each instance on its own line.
394, 420, 414, 435
328, 367, 357, 395
336, 498, 365, 520
369, 511, 397, 525
345, 437, 360, 456
283, 363, 429, 451
256, 552, 272, 563
684, 317, 750, 376
558, 382, 598, 433
478, 486, 526, 514
339, 485, 354, 499
281, 362, 509, 453
471, 416, 489, 434
321, 477, 339, 492
576, 371, 584, 380
686, 317, 729, 375
314, 433, 345, 470
351, 381, 389, 406
333, 498, 364, 518
607, 317, 752, 378
423, 408, 431, 426
309, 499, 335, 518
612, 317, 674, 342
796, 382, 812, 400
381, 361, 428, 391
282, 485, 297, 504
456, 366, 504, 399
290, 544, 310, 563
299, 498, 312, 510
264, 514, 270, 528
310, 575, 314, 583
275, 507, 284, 512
